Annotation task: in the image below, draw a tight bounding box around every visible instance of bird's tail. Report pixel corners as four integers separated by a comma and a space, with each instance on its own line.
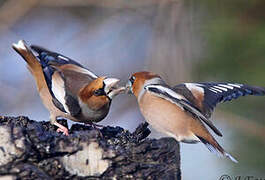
196, 135, 238, 163
13, 40, 40, 72
12, 40, 46, 91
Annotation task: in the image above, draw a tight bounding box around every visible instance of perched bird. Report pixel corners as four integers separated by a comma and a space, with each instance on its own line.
12, 40, 124, 136
126, 71, 265, 162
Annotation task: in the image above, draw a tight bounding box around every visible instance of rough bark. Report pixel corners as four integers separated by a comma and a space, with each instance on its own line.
0, 116, 181, 180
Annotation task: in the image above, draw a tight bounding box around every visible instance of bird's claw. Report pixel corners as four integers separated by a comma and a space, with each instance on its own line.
56, 127, 69, 136
53, 121, 69, 136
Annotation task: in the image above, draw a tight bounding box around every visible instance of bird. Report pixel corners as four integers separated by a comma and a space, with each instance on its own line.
12, 40, 125, 136
126, 71, 265, 162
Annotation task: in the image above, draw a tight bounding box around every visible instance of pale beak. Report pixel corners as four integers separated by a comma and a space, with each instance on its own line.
125, 80, 133, 94
103, 78, 124, 99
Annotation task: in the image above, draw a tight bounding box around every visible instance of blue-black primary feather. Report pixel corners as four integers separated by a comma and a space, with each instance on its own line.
30, 45, 83, 67
173, 82, 265, 119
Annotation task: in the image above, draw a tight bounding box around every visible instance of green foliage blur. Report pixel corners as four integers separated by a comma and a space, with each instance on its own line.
191, 0, 265, 124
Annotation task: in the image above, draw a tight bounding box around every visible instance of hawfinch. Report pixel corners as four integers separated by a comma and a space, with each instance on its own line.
126, 71, 265, 162
12, 40, 124, 136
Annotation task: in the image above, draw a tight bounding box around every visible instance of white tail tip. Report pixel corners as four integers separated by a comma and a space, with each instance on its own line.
225, 152, 238, 163
12, 40, 27, 50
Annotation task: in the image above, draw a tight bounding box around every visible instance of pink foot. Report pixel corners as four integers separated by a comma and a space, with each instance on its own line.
54, 122, 69, 136
56, 127, 69, 136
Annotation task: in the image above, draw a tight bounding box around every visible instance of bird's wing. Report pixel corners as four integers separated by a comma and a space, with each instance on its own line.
172, 82, 265, 119
145, 84, 223, 136
48, 69, 81, 117
44, 64, 101, 117
31, 44, 99, 101
30, 45, 98, 79
56, 64, 97, 96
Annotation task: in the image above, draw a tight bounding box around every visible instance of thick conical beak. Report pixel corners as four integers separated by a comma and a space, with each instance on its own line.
104, 78, 120, 93
103, 78, 123, 99
125, 80, 133, 94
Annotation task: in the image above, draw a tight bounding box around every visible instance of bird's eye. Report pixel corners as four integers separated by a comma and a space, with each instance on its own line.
129, 76, 136, 84
94, 89, 105, 96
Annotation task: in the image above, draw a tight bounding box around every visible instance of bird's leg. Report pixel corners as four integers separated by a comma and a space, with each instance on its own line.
50, 115, 69, 136
54, 121, 69, 136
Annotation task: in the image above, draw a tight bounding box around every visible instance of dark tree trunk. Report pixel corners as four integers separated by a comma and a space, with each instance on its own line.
0, 116, 181, 179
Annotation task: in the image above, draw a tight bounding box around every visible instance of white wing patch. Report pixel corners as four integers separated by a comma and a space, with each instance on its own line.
207, 83, 243, 94
144, 84, 186, 110
218, 84, 234, 89
51, 72, 70, 114
227, 83, 242, 88
213, 86, 228, 92
179, 82, 244, 95
58, 55, 70, 61
209, 87, 221, 93
185, 83, 204, 94
146, 85, 186, 100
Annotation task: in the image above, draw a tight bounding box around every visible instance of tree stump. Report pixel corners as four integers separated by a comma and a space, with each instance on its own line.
0, 116, 181, 179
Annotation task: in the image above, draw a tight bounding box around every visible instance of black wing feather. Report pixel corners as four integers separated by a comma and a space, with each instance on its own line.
65, 91, 81, 116
52, 98, 67, 113
31, 45, 84, 67
173, 82, 265, 118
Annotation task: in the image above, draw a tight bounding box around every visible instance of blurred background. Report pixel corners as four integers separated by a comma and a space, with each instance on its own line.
0, 0, 264, 179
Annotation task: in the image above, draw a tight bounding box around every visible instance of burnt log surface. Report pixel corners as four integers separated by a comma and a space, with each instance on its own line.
0, 116, 181, 180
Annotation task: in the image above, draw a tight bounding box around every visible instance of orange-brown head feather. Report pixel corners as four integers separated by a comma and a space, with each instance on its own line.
79, 77, 109, 110
130, 71, 160, 98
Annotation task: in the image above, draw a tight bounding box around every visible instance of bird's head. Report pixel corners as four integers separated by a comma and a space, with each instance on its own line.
79, 77, 122, 110
126, 71, 161, 98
